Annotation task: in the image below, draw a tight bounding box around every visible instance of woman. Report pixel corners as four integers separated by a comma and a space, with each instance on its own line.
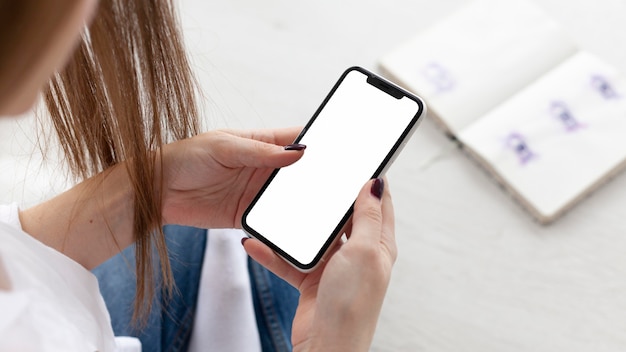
0, 0, 397, 351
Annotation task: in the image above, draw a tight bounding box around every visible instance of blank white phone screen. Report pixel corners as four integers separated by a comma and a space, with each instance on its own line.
244, 69, 420, 266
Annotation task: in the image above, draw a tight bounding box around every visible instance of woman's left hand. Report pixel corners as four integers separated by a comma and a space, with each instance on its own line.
243, 178, 397, 351
160, 127, 304, 229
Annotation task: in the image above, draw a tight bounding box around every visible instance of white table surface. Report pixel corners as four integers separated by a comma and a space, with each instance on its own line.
3, 0, 626, 351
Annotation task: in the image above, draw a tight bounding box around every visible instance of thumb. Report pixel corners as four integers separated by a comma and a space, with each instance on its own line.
208, 131, 306, 169
348, 178, 385, 247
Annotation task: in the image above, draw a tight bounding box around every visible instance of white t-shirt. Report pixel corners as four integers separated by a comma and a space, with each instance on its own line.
188, 229, 262, 352
0, 203, 117, 351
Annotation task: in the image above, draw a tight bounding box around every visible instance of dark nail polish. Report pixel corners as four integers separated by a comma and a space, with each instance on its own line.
371, 178, 384, 200
241, 237, 249, 246
284, 143, 307, 151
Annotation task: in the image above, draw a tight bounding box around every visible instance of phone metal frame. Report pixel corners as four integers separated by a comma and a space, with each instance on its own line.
242, 66, 426, 272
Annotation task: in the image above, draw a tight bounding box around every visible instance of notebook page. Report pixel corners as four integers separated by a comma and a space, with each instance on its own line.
458, 51, 626, 220
379, 0, 577, 135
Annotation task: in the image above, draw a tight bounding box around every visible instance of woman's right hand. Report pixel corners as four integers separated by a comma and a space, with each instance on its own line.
21, 127, 305, 270
160, 128, 304, 229
243, 177, 397, 352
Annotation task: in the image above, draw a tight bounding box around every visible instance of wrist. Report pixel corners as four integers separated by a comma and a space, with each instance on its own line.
293, 317, 376, 352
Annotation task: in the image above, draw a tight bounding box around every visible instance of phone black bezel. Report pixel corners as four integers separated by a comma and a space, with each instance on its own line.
241, 66, 425, 271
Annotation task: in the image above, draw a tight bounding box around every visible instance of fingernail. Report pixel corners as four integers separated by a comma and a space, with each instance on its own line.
284, 143, 306, 151
241, 237, 249, 246
371, 178, 384, 200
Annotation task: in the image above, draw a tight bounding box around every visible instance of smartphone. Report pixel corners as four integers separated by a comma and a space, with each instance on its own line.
242, 66, 426, 272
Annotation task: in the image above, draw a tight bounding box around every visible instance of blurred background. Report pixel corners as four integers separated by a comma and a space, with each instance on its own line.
2, 0, 626, 351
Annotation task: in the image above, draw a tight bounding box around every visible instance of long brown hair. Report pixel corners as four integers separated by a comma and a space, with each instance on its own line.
44, 0, 200, 322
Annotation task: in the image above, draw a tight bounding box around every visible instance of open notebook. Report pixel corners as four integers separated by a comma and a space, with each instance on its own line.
379, 0, 626, 223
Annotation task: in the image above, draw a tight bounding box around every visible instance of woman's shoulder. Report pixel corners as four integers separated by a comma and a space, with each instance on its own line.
0, 211, 117, 351
0, 203, 21, 229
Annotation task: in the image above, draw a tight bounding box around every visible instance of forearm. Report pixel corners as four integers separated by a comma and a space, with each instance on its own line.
297, 301, 382, 352
19, 163, 135, 270
297, 328, 375, 352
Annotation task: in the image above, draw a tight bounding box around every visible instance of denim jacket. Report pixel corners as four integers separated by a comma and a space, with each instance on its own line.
93, 226, 299, 352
